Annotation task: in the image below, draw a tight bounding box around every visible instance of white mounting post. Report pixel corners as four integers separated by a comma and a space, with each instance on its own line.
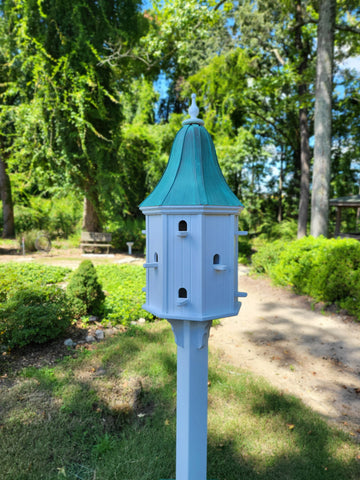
168, 319, 212, 480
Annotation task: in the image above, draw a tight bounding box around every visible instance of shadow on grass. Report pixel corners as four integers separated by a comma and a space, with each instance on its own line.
207, 389, 360, 480
1, 323, 359, 480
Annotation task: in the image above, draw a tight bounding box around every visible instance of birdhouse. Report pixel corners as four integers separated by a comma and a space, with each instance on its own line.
140, 94, 246, 322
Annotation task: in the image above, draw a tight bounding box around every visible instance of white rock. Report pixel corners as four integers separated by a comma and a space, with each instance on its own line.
64, 339, 75, 347
138, 318, 146, 324
85, 335, 96, 343
95, 329, 105, 340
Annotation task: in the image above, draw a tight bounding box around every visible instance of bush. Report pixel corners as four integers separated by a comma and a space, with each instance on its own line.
254, 236, 360, 320
270, 236, 325, 292
0, 286, 73, 349
251, 240, 287, 274
67, 260, 105, 317
97, 264, 154, 325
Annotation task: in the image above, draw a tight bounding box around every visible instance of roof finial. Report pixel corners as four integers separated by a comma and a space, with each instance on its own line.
182, 93, 205, 126
189, 93, 199, 120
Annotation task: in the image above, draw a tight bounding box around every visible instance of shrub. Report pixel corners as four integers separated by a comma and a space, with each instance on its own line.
0, 286, 73, 349
270, 236, 325, 292
254, 236, 360, 320
67, 260, 105, 317
251, 240, 286, 274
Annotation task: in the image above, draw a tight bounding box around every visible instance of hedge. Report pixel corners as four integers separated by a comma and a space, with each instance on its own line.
252, 236, 360, 320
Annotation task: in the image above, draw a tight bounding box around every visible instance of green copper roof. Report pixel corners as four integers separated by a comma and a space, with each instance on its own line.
140, 123, 242, 208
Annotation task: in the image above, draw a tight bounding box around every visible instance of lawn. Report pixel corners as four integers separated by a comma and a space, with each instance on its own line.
1, 321, 359, 480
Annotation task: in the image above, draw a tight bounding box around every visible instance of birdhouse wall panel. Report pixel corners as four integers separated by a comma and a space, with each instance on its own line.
233, 215, 240, 308
167, 215, 196, 317
204, 215, 235, 316
146, 215, 164, 314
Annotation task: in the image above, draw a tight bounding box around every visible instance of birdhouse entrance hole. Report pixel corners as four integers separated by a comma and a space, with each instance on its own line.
154, 252, 159, 262
178, 288, 187, 298
213, 254, 220, 264
178, 220, 187, 231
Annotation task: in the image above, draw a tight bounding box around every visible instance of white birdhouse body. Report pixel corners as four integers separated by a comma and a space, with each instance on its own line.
142, 206, 241, 321
140, 96, 246, 322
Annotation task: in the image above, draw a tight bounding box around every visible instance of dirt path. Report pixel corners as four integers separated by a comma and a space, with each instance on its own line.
210, 267, 360, 436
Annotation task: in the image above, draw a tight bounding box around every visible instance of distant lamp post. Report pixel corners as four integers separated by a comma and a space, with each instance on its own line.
140, 94, 247, 480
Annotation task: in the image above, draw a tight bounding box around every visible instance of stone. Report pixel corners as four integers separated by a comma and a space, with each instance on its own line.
64, 338, 75, 347
95, 329, 105, 340
85, 335, 96, 343
138, 318, 146, 324
104, 328, 117, 337
130, 321, 138, 326
88, 315, 99, 323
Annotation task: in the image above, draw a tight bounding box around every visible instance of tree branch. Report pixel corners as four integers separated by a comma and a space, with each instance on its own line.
290, 16, 360, 35
335, 23, 360, 35
214, 0, 228, 11
271, 49, 286, 66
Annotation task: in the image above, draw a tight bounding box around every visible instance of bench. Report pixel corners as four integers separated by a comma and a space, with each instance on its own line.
80, 232, 112, 254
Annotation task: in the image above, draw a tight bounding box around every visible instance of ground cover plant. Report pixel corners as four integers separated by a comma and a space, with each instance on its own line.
96, 264, 154, 324
0, 321, 359, 480
252, 237, 360, 320
0, 263, 71, 302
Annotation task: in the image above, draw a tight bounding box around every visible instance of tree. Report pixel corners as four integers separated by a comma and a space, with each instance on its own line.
310, 0, 336, 237
2, 0, 148, 231
0, 156, 15, 238
0, 2, 15, 238
295, 0, 312, 238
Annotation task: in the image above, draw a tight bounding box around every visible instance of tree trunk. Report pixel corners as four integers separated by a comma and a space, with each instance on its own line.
0, 156, 15, 238
297, 103, 311, 237
310, 0, 336, 238
296, 0, 311, 239
277, 149, 283, 223
82, 195, 101, 232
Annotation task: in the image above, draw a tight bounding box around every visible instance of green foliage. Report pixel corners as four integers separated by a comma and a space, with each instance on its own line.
16, 229, 40, 252
238, 236, 253, 265
251, 240, 287, 275
270, 236, 326, 290
0, 286, 73, 349
116, 123, 159, 217
14, 195, 82, 238
0, 263, 70, 303
67, 261, 105, 318
97, 264, 153, 325
108, 217, 145, 252
254, 237, 360, 319
257, 219, 298, 242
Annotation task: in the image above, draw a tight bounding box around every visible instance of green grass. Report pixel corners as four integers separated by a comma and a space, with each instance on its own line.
1, 322, 359, 480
